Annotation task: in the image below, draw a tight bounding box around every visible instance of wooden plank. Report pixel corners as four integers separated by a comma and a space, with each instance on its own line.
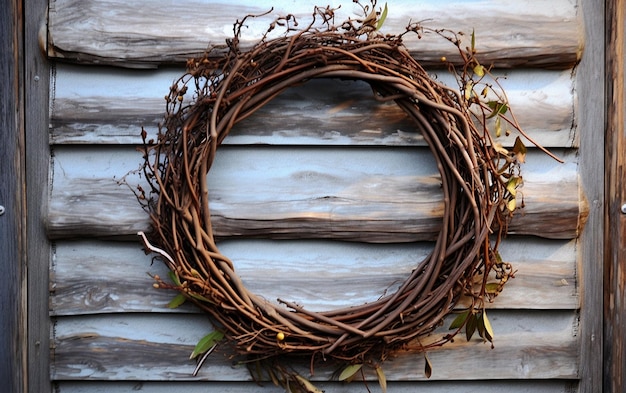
577, 0, 606, 391
49, 238, 578, 316
47, 147, 585, 240
46, 0, 583, 69
50, 65, 577, 148
51, 311, 578, 381
0, 0, 26, 391
604, 0, 625, 392
55, 380, 578, 393
25, 0, 53, 391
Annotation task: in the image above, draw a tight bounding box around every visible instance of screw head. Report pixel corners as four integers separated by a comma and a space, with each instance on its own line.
0, 205, 4, 216
621, 203, 626, 214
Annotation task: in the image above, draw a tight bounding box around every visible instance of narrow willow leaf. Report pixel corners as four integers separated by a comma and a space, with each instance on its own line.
376, 3, 388, 30
465, 313, 477, 341
190, 331, 224, 359
375, 365, 387, 393
424, 353, 433, 379
167, 293, 187, 309
495, 116, 502, 137
295, 375, 324, 393
338, 363, 362, 381
449, 309, 470, 330
476, 312, 486, 338
513, 136, 527, 163
471, 29, 476, 52
188, 292, 215, 304
168, 270, 181, 286
482, 310, 495, 341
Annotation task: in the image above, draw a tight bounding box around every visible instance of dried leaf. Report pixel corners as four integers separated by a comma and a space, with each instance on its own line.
471, 29, 476, 52
506, 176, 522, 196
513, 136, 527, 163
464, 81, 473, 101
338, 363, 362, 381
375, 365, 387, 393
167, 293, 186, 309
295, 375, 324, 393
493, 142, 509, 155
424, 353, 433, 379
449, 309, 470, 330
190, 331, 224, 359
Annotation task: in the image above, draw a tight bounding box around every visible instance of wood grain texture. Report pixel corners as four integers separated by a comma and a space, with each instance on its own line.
25, 0, 53, 391
51, 312, 578, 381
46, 0, 583, 69
54, 380, 579, 393
46, 147, 585, 240
604, 0, 625, 391
0, 1, 26, 391
49, 238, 579, 316
50, 66, 577, 148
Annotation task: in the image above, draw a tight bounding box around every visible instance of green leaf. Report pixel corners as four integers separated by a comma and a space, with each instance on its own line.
486, 101, 508, 119
189, 331, 224, 359
168, 270, 181, 286
376, 3, 388, 31
188, 292, 215, 304
465, 313, 477, 341
167, 293, 187, 309
424, 353, 433, 379
295, 375, 324, 393
449, 309, 470, 330
338, 363, 362, 381
485, 282, 501, 294
375, 365, 387, 393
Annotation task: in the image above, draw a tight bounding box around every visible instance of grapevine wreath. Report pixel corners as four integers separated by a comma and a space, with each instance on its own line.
135, 2, 535, 389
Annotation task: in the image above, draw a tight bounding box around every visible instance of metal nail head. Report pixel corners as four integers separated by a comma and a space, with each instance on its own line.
621, 203, 626, 214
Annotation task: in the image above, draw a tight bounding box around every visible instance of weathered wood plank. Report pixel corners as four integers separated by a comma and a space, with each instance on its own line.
46, 0, 583, 69
50, 65, 576, 148
49, 238, 578, 316
47, 147, 584, 240
51, 311, 578, 381
55, 380, 578, 393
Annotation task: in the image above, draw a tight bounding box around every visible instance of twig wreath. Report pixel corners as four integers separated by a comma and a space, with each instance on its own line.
135, 2, 542, 390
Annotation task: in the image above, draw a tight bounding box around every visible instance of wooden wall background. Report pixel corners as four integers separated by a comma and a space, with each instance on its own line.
46, 0, 588, 391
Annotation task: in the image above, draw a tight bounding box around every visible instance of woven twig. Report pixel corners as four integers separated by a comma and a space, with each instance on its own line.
137, 4, 520, 378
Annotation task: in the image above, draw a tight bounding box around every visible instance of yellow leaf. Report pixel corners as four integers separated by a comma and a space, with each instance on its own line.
375, 365, 387, 393
513, 136, 527, 163
507, 198, 517, 212
473, 64, 485, 77
464, 81, 473, 101
493, 142, 509, 155
482, 311, 495, 341
495, 116, 502, 137
506, 176, 521, 196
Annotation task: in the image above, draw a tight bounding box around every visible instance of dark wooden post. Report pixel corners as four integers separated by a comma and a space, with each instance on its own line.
605, 0, 626, 391
0, 0, 26, 391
